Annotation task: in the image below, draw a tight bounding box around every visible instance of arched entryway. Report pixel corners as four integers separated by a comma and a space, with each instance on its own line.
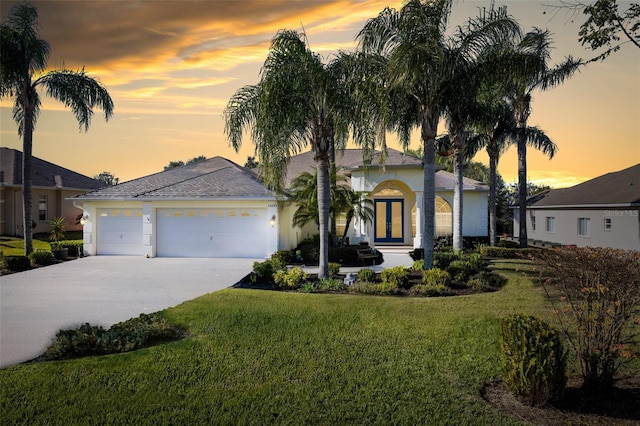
371, 181, 414, 244
411, 195, 453, 238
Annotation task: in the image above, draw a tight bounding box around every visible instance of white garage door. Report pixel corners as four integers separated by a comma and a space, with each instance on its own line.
96, 209, 143, 255
156, 208, 269, 258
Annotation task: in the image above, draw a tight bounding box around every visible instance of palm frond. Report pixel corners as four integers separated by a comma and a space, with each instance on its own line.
36, 69, 113, 131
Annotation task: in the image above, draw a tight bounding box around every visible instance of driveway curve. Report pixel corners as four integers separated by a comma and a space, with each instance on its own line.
0, 256, 257, 368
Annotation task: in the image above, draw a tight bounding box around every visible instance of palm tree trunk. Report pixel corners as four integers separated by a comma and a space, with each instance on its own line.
22, 107, 35, 256
421, 110, 437, 269
517, 125, 528, 248
452, 140, 463, 253
328, 131, 337, 246
489, 151, 498, 247
316, 153, 330, 279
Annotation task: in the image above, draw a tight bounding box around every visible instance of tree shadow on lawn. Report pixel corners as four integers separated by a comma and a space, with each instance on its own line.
482, 376, 640, 426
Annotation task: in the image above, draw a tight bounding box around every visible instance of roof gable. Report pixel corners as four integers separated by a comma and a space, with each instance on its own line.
0, 147, 104, 190
73, 156, 278, 200
528, 164, 640, 207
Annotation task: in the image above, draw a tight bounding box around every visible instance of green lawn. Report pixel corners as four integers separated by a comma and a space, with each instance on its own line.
0, 261, 556, 425
0, 236, 52, 256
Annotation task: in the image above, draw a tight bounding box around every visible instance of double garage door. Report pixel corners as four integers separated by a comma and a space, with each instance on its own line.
96, 207, 269, 258
156, 208, 269, 258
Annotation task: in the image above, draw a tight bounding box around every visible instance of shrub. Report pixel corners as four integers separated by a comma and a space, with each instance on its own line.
299, 282, 317, 293
271, 250, 295, 265
412, 260, 424, 271
497, 239, 520, 248
536, 247, 640, 392
316, 278, 344, 291
4, 255, 31, 272
433, 251, 460, 269
463, 252, 484, 271
348, 281, 397, 295
29, 250, 54, 266
357, 268, 376, 283
58, 240, 83, 257
273, 266, 307, 289
380, 266, 410, 289
478, 246, 538, 259
500, 314, 567, 407
43, 313, 186, 361
409, 248, 423, 261
467, 271, 507, 293
251, 259, 285, 283
408, 283, 446, 297
422, 268, 451, 288
328, 262, 341, 277
446, 260, 476, 282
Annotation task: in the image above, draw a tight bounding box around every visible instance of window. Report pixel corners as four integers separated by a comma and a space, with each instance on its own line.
38, 195, 47, 220
545, 216, 555, 233
604, 218, 612, 232
578, 218, 590, 237
530, 213, 536, 232
335, 214, 347, 237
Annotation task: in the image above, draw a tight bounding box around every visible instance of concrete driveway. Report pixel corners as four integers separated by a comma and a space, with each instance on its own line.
0, 256, 257, 368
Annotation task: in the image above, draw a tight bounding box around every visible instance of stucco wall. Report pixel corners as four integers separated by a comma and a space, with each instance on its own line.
0, 186, 85, 236
515, 207, 640, 250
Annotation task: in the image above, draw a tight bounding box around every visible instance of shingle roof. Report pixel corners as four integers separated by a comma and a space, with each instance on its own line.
527, 164, 640, 207
283, 148, 486, 191
0, 147, 104, 190
73, 156, 279, 200
283, 148, 426, 188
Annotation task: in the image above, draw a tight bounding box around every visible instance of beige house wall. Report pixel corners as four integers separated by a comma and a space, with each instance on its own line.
0, 185, 86, 236
515, 207, 640, 250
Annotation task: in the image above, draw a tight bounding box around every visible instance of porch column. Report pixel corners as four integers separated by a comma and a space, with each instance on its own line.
413, 191, 423, 248
360, 192, 370, 243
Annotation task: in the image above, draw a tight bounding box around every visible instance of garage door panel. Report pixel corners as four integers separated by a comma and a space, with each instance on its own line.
97, 209, 143, 255
156, 208, 268, 258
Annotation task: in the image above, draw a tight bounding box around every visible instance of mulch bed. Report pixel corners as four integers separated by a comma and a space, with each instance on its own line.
233, 269, 478, 296
481, 376, 640, 425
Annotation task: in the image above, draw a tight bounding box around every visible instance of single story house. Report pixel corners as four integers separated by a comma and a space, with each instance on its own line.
513, 163, 640, 250
0, 147, 105, 236
72, 149, 489, 258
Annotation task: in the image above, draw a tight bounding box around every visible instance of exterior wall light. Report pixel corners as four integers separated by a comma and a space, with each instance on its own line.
270, 215, 276, 227
80, 214, 89, 225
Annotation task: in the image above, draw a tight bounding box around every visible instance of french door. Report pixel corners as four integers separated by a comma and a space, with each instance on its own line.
374, 199, 404, 243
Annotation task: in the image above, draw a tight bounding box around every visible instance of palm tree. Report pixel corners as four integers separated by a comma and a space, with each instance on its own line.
1, 4, 114, 255
503, 28, 581, 247
225, 30, 358, 279
357, 0, 520, 267
466, 93, 557, 246
289, 169, 374, 243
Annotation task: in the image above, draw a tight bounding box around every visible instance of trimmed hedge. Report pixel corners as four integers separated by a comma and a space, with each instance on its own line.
29, 251, 54, 266
3, 255, 31, 272
57, 240, 83, 257
478, 246, 539, 259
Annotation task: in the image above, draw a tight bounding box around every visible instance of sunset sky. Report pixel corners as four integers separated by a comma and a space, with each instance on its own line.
1, 0, 638, 188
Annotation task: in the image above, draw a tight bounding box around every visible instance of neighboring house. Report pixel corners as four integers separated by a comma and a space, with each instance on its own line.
0, 147, 105, 236
72, 149, 489, 258
513, 164, 640, 250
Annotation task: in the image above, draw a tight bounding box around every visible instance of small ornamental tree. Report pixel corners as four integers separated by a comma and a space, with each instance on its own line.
536, 247, 640, 392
